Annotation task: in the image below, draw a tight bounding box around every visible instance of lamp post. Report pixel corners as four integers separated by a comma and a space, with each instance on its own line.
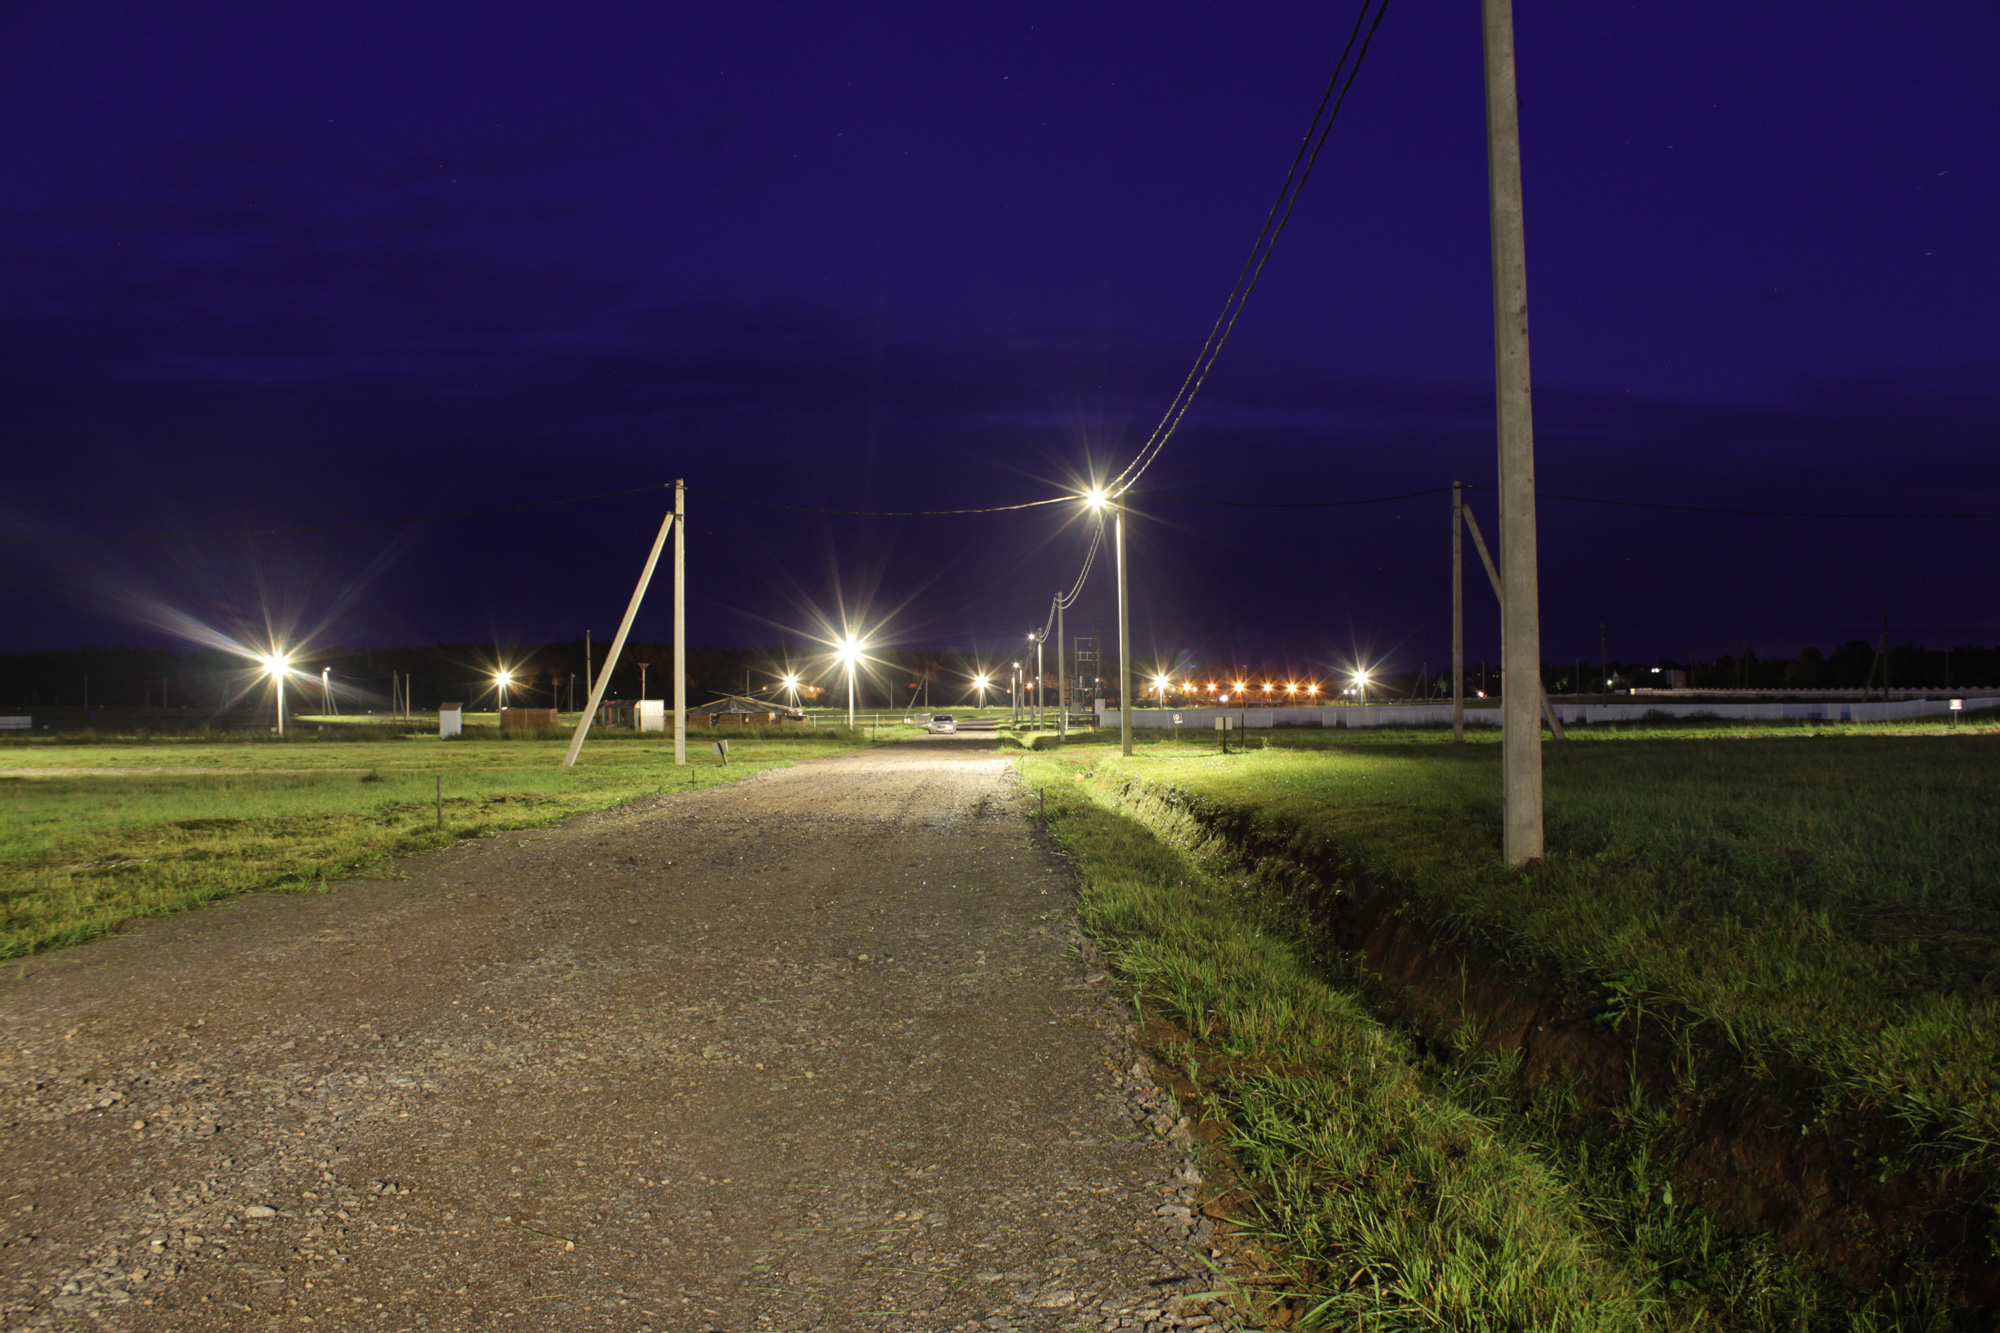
839, 637, 864, 729
495, 669, 512, 712
974, 673, 990, 709
320, 667, 333, 717
1353, 669, 1370, 708
1084, 488, 1131, 756
1029, 631, 1044, 727
1011, 662, 1021, 725
782, 673, 801, 712
262, 653, 291, 736
1154, 675, 1169, 709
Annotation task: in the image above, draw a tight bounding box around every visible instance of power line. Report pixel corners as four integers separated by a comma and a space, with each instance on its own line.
0, 482, 1077, 544
1141, 485, 2000, 520
689, 488, 1069, 517
1108, 0, 1391, 496
1465, 486, 2000, 521
0, 483, 674, 544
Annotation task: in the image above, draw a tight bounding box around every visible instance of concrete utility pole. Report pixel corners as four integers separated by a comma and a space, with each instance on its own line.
1056, 597, 1068, 741
1115, 504, 1132, 757
1600, 621, 1607, 695
674, 480, 687, 766
1482, 0, 1544, 864
1452, 482, 1464, 741
585, 630, 593, 700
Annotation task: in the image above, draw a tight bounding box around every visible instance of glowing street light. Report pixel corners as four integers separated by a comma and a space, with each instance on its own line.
837, 637, 865, 728
782, 673, 801, 710
261, 652, 293, 736
494, 669, 513, 711
1153, 674, 1170, 707
973, 672, 991, 708
1353, 669, 1371, 707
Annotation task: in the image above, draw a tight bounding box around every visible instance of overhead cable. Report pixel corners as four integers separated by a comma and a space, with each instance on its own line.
1106, 0, 1391, 497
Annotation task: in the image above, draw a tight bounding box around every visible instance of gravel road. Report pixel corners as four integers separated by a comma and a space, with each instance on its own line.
1, 738, 1228, 1332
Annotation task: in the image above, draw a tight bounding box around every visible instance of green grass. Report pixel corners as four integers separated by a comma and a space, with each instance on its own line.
1077, 734, 2000, 1162
1016, 745, 1872, 1330
0, 727, 875, 957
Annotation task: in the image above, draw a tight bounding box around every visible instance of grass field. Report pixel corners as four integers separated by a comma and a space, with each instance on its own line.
1016, 727, 2000, 1327
0, 720, 875, 957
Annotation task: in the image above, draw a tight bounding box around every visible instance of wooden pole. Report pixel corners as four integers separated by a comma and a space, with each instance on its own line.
562, 501, 677, 767
674, 480, 687, 766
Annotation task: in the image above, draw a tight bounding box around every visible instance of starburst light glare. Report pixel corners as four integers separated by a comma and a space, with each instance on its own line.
261, 651, 293, 736
1083, 486, 1110, 510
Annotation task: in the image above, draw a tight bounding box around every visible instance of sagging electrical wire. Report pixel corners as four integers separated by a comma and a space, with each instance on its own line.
1040, 520, 1105, 642
1105, 0, 1391, 498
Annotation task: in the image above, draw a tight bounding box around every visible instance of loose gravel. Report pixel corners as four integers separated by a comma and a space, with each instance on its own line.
1, 738, 1240, 1331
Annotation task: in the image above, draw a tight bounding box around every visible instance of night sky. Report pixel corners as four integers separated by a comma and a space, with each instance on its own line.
4, 2, 1996, 680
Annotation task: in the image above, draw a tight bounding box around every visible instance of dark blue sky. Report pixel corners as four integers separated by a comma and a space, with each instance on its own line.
3, 2, 1996, 677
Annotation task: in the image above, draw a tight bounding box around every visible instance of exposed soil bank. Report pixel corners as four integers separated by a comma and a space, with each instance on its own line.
1097, 771, 2000, 1324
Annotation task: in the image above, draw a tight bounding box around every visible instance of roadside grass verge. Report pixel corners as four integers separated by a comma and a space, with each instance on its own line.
1017, 746, 1852, 1329
1088, 735, 2000, 1165
0, 732, 872, 957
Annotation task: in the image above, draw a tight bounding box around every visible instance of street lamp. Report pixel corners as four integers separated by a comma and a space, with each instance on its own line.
495, 669, 513, 711
261, 653, 292, 736
782, 673, 801, 711
1083, 486, 1131, 757
973, 672, 991, 708
1153, 674, 1170, 708
1353, 669, 1371, 707
838, 637, 865, 728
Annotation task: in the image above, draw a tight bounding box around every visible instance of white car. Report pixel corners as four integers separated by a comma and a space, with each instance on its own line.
927, 714, 957, 734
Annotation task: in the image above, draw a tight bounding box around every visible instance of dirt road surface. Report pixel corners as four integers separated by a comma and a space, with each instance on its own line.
1, 739, 1223, 1332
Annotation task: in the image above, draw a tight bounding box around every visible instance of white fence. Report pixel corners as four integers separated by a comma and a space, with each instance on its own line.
1099, 696, 2000, 730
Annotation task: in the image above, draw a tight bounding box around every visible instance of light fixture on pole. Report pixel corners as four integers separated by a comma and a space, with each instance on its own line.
973, 672, 990, 708
1153, 674, 1169, 708
1353, 669, 1370, 707
261, 653, 292, 737
320, 666, 332, 717
838, 637, 864, 729
782, 673, 801, 711
495, 669, 512, 711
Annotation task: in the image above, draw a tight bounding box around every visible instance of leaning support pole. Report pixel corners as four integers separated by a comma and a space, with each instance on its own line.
1461, 506, 1565, 742
673, 480, 687, 766
562, 501, 676, 767
1452, 481, 1465, 743
1483, 0, 1545, 863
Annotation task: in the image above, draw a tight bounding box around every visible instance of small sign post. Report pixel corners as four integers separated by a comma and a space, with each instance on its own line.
1950, 699, 1964, 727
1215, 715, 1234, 755
1173, 712, 1183, 744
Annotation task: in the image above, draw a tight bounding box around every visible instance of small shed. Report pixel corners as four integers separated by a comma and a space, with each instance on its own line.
636, 700, 666, 732
594, 699, 636, 728
438, 703, 463, 738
